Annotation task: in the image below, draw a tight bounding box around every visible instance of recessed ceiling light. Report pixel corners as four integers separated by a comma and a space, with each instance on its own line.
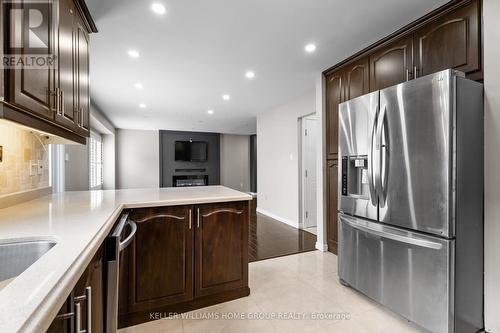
128, 49, 140, 58
151, 3, 166, 15
139, 103, 147, 109
245, 71, 256, 79
207, 109, 214, 115
134, 83, 143, 89
305, 43, 317, 53
222, 94, 230, 101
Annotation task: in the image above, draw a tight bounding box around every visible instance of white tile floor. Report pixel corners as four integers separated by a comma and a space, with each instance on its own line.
120, 251, 425, 333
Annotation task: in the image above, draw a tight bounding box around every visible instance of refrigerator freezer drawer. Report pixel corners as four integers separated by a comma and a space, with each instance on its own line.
338, 214, 454, 333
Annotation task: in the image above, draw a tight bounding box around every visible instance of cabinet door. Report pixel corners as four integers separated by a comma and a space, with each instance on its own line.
325, 71, 343, 159
414, 0, 481, 78
195, 201, 249, 298
326, 160, 338, 254
73, 246, 104, 333
4, 0, 56, 119
344, 57, 369, 101
46, 295, 74, 333
75, 17, 90, 136
370, 35, 414, 91
127, 206, 194, 313
54, 0, 77, 130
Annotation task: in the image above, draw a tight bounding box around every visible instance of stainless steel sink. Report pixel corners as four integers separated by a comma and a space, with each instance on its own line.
0, 239, 57, 282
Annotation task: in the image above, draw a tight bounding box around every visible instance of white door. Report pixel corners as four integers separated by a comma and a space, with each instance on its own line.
302, 117, 318, 229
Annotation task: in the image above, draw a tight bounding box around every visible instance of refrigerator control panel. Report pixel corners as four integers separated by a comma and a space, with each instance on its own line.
342, 157, 348, 196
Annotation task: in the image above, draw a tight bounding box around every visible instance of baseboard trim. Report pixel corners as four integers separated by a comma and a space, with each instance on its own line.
0, 186, 52, 209
256, 207, 298, 228
315, 242, 328, 252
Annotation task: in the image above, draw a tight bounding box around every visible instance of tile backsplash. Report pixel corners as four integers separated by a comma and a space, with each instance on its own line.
0, 121, 50, 196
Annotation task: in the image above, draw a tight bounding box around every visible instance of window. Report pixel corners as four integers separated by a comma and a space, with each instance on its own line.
89, 132, 103, 189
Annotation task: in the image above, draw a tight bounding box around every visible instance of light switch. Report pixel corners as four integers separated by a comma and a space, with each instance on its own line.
29, 160, 37, 176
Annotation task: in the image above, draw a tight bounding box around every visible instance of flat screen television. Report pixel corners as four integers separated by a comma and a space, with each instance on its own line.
175, 141, 208, 162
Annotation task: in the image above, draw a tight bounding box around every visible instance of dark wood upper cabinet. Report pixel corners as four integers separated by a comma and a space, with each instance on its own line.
195, 202, 248, 298
1, 0, 96, 144
344, 57, 370, 101
4, 0, 56, 120
75, 17, 90, 136
55, 0, 77, 129
126, 206, 194, 313
370, 35, 414, 91
326, 160, 338, 254
414, 0, 481, 79
325, 71, 343, 159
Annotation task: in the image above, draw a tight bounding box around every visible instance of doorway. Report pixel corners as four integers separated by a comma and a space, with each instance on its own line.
300, 115, 318, 235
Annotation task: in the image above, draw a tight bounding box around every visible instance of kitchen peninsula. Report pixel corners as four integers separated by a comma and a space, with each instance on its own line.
0, 186, 252, 332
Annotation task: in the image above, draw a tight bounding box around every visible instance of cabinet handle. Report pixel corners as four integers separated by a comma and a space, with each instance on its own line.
75, 302, 82, 333
74, 286, 92, 333
197, 208, 200, 228
189, 209, 192, 229
59, 90, 64, 116
54, 88, 60, 115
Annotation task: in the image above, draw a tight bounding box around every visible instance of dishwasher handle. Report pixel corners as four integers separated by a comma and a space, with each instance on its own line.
111, 212, 137, 252
119, 219, 137, 252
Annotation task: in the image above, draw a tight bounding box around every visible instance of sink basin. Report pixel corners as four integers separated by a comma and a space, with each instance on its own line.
0, 239, 57, 283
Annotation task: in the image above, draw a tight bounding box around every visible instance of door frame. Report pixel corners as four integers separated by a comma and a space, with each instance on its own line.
298, 114, 319, 230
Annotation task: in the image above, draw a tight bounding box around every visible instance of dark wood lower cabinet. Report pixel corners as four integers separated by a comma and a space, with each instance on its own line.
46, 247, 104, 333
195, 202, 249, 298
127, 206, 194, 313
326, 160, 338, 254
118, 201, 250, 328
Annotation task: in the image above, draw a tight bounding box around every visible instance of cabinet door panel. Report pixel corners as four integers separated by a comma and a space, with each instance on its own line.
195, 202, 248, 298
370, 35, 413, 91
325, 71, 343, 159
5, 0, 55, 119
75, 18, 90, 135
326, 160, 338, 254
128, 206, 194, 313
74, 247, 104, 333
55, 0, 77, 129
415, 0, 480, 77
344, 58, 369, 101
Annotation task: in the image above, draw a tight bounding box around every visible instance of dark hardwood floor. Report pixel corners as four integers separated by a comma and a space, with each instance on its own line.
248, 199, 317, 262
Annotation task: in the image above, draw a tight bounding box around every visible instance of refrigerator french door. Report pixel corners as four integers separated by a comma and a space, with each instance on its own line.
338, 69, 484, 333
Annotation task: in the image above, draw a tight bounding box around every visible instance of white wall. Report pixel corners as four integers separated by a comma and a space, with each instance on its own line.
257, 92, 315, 228
483, 1, 500, 331
116, 129, 159, 189
64, 141, 90, 192
220, 134, 250, 192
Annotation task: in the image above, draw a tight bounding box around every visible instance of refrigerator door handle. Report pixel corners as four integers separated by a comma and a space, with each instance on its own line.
342, 217, 443, 250
367, 106, 379, 206
375, 105, 389, 206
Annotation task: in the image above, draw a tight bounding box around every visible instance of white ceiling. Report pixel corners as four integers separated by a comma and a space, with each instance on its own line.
86, 0, 447, 134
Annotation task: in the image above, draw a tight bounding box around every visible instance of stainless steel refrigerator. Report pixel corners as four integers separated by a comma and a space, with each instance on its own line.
337, 69, 483, 333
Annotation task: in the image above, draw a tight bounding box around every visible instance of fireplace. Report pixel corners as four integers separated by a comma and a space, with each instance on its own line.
172, 175, 209, 187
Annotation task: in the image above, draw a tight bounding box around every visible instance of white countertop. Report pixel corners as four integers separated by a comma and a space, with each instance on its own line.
0, 186, 252, 333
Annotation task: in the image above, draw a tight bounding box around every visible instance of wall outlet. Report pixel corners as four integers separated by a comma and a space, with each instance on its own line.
37, 160, 44, 175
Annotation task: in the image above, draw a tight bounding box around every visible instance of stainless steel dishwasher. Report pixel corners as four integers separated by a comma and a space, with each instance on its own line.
105, 211, 137, 333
